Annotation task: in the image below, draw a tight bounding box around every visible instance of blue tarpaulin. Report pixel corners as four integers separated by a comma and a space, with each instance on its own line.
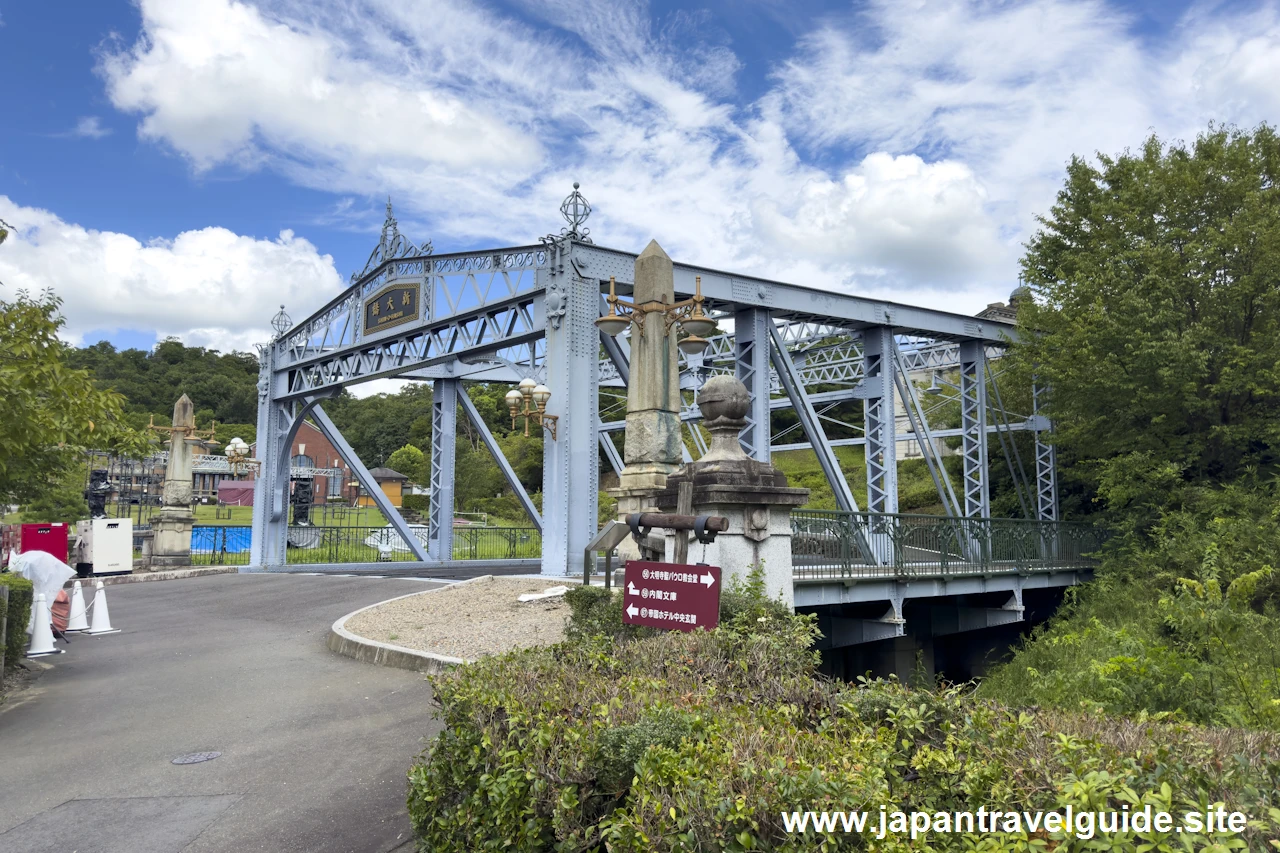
191, 527, 251, 554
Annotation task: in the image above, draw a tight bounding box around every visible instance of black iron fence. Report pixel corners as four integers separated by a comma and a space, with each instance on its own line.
791, 510, 1106, 580
187, 524, 541, 566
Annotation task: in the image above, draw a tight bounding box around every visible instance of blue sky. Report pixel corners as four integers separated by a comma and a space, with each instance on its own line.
2, 0, 1278, 356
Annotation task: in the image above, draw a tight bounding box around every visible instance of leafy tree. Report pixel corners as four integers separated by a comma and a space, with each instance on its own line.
70, 337, 260, 426
0, 290, 149, 506
385, 444, 426, 483
1011, 124, 1280, 529
323, 383, 433, 467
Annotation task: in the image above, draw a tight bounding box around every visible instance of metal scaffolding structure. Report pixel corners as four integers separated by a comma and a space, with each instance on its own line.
249, 192, 1052, 574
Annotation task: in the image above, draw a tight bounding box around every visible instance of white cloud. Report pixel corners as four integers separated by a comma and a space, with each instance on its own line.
58, 117, 113, 139
753, 153, 1003, 283
771, 0, 1280, 258
0, 196, 342, 350
78, 0, 1280, 327
100, 0, 540, 175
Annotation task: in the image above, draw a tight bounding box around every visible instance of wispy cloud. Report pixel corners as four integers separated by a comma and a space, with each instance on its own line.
74, 0, 1280, 327
55, 116, 113, 139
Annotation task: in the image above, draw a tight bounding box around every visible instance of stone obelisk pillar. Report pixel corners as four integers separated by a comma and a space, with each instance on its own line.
151, 394, 197, 569
610, 240, 683, 557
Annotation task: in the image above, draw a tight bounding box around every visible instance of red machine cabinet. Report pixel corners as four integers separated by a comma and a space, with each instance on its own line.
19, 522, 69, 564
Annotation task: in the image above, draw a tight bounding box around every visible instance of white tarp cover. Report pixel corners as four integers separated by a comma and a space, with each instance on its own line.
10, 550, 75, 631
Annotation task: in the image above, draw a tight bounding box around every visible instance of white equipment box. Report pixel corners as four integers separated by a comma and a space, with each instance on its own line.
90, 517, 133, 575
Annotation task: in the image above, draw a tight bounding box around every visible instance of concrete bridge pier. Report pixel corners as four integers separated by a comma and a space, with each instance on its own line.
805, 577, 1085, 683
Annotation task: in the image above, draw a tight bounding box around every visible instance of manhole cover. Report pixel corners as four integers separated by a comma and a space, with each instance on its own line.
172, 752, 221, 765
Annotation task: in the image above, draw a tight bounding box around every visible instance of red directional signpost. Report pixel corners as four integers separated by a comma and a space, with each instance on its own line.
621, 561, 722, 632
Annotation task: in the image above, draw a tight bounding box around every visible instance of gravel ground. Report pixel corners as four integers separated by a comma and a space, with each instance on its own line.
344, 576, 574, 660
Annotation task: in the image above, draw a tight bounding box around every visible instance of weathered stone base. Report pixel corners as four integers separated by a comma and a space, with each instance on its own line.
662, 503, 797, 609
623, 410, 682, 465
152, 510, 195, 572
149, 555, 194, 570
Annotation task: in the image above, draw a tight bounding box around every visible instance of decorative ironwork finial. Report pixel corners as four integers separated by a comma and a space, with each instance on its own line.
350, 196, 432, 283
271, 304, 293, 336
381, 198, 401, 247
559, 182, 592, 241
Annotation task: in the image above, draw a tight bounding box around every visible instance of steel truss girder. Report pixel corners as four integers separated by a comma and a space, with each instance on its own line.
428, 379, 458, 561
540, 258, 599, 575
1033, 382, 1058, 522
769, 324, 867, 534
279, 291, 541, 400
258, 233, 1037, 577
281, 246, 547, 364
457, 387, 542, 530
597, 387, 866, 434
735, 307, 772, 461
986, 355, 1036, 519
310, 404, 429, 562
571, 243, 1016, 343
958, 341, 990, 517
770, 420, 1035, 452
892, 343, 962, 518
250, 347, 289, 568
862, 326, 897, 514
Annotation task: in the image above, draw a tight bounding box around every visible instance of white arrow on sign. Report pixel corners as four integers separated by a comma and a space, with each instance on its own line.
626, 603, 639, 618
701, 572, 715, 588
628, 582, 639, 595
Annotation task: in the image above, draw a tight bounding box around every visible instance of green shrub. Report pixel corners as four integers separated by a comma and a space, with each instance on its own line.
401, 494, 427, 513
1, 573, 34, 668
980, 482, 1280, 729
408, 613, 1280, 851
591, 706, 697, 794
563, 585, 651, 643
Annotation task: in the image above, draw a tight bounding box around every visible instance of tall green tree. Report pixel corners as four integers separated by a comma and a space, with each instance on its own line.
385, 444, 427, 484
1012, 124, 1280, 527
0, 290, 150, 506
70, 337, 260, 425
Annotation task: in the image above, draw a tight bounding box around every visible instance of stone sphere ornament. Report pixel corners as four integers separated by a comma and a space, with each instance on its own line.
696, 375, 750, 426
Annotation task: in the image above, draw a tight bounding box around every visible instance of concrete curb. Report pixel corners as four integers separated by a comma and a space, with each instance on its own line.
63, 566, 238, 589
326, 576, 495, 673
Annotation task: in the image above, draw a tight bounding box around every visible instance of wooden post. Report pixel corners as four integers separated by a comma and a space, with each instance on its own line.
674, 481, 693, 564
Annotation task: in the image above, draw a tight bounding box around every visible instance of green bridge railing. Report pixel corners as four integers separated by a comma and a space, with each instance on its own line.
790, 510, 1106, 581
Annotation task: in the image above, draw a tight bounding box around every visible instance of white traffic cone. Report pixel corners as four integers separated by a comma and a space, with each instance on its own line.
87, 581, 120, 635
28, 594, 58, 656
67, 580, 90, 631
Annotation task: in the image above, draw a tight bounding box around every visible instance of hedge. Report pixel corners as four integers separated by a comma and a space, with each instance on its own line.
401, 494, 428, 514
1, 573, 34, 669
408, 578, 1280, 851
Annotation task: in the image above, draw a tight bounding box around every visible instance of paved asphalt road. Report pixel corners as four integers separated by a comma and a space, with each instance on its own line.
0, 573, 448, 853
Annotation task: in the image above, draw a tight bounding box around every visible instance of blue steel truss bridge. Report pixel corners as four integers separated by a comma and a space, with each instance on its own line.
247, 190, 1101, 656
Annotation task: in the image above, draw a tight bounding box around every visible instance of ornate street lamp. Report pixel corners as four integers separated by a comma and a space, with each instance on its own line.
595, 274, 718, 355
504, 377, 558, 440
224, 436, 259, 476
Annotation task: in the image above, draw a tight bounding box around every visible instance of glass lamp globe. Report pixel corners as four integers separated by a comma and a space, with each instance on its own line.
518, 377, 537, 397
531, 384, 552, 405
680, 315, 717, 338
504, 388, 524, 408
677, 335, 710, 356
594, 314, 630, 337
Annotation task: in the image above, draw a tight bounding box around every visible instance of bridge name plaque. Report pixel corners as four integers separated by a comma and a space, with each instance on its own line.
363, 284, 421, 336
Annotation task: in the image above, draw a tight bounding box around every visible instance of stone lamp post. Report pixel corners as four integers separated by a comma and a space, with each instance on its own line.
150, 394, 211, 570
654, 375, 809, 608
604, 240, 719, 557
